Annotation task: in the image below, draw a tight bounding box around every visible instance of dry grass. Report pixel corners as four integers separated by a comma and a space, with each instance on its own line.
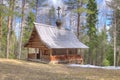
0, 58, 120, 80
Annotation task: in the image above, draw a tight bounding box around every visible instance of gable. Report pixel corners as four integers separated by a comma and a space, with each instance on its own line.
24, 27, 47, 48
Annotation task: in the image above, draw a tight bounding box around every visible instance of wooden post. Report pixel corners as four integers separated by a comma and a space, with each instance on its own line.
35, 48, 37, 59
73, 48, 74, 54
50, 49, 52, 56
66, 49, 69, 56
27, 48, 29, 59
80, 49, 82, 54
66, 49, 69, 62
40, 49, 42, 59
49, 49, 52, 61
77, 48, 79, 55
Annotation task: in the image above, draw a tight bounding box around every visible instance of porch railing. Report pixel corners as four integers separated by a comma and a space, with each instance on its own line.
50, 55, 83, 64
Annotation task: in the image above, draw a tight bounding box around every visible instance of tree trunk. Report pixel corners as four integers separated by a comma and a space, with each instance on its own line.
6, 0, 14, 58
95, 49, 98, 65
119, 48, 120, 66
6, 17, 11, 58
9, 0, 15, 58
101, 48, 104, 66
0, 0, 2, 53
10, 0, 15, 34
18, 0, 25, 59
0, 14, 2, 53
35, 0, 38, 21
77, 1, 82, 39
88, 35, 92, 64
77, 13, 80, 39
88, 47, 91, 64
114, 20, 117, 67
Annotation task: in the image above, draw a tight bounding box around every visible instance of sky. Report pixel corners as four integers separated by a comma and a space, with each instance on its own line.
96, 0, 112, 30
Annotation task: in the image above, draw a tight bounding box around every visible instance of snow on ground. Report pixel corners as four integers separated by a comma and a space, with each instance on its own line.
68, 64, 120, 70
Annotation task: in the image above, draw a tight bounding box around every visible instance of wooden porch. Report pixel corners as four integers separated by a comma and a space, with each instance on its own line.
28, 53, 83, 64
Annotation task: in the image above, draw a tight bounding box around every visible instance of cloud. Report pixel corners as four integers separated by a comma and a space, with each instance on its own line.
48, 0, 64, 8
106, 0, 112, 2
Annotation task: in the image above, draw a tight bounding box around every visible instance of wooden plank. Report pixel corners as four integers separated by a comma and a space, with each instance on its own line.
28, 42, 43, 44
29, 37, 40, 40
26, 46, 48, 50
25, 44, 43, 47
49, 49, 52, 56
28, 41, 40, 43
26, 45, 46, 48
29, 39, 40, 42
26, 42, 44, 46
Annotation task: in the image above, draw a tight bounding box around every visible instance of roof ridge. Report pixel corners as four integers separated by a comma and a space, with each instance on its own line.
34, 22, 54, 28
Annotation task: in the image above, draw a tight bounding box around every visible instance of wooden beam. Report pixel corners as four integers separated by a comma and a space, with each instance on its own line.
39, 49, 42, 59
49, 49, 52, 56
27, 48, 29, 59
25, 46, 48, 50
26, 44, 45, 47
66, 49, 69, 56
29, 39, 40, 42
29, 37, 39, 41
28, 41, 40, 43
29, 42, 42, 45
25, 45, 43, 47
35, 48, 37, 59
27, 42, 43, 45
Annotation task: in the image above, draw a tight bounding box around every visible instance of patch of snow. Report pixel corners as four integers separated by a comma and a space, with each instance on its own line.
68, 64, 120, 70
102, 66, 120, 70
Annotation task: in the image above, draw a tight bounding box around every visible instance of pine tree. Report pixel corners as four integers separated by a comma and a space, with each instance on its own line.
0, 0, 3, 53
86, 0, 98, 64
65, 0, 92, 39
18, 0, 25, 59
6, 0, 15, 58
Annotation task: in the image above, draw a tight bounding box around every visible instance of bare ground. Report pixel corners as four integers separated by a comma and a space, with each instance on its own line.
0, 58, 120, 80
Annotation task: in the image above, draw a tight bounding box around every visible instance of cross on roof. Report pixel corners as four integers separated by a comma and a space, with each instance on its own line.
56, 6, 61, 19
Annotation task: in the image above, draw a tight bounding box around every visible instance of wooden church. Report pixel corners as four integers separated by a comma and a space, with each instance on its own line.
24, 7, 88, 64
24, 22, 88, 64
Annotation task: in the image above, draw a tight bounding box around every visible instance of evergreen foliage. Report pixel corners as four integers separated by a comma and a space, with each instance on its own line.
86, 0, 98, 64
